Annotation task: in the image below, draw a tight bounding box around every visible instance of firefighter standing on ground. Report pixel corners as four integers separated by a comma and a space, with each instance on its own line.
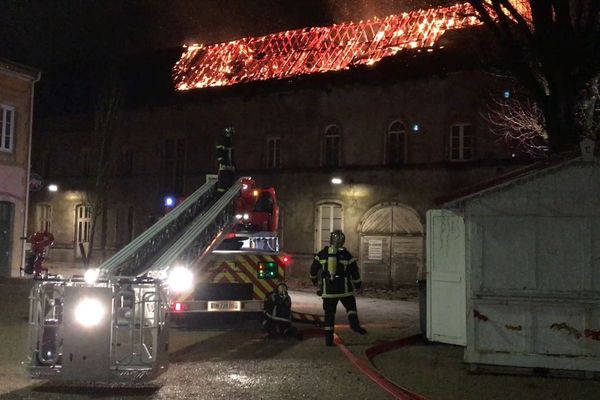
216, 126, 235, 193
310, 230, 367, 346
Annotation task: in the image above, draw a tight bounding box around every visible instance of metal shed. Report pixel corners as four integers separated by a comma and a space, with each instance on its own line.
427, 147, 600, 373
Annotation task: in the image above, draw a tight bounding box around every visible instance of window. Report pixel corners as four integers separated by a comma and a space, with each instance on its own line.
0, 105, 15, 152
315, 202, 343, 251
450, 123, 474, 161
266, 137, 281, 168
75, 204, 92, 244
81, 150, 93, 176
119, 148, 134, 176
37, 204, 52, 232
386, 120, 406, 165
163, 138, 186, 194
323, 125, 341, 167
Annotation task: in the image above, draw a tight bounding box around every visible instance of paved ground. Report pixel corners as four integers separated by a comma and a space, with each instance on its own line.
5, 270, 600, 400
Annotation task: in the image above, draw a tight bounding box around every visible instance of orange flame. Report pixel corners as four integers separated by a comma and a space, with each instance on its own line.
173, 1, 529, 90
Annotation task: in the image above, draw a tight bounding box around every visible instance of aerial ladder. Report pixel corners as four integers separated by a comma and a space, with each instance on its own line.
25, 177, 245, 382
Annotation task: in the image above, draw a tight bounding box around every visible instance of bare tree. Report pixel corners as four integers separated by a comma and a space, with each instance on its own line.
484, 95, 548, 157
468, 0, 600, 153
82, 69, 121, 266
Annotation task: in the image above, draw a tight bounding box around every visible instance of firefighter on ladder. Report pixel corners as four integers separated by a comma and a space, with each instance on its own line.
310, 230, 367, 346
216, 126, 235, 193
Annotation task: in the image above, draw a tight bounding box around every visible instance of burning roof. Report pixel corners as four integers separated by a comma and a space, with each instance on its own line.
173, 1, 527, 90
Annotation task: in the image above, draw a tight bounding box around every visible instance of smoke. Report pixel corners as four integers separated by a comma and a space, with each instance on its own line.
323, 0, 454, 22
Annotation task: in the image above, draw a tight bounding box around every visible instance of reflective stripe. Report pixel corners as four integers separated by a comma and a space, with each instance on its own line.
319, 260, 327, 265
352, 279, 361, 283
309, 273, 318, 279
265, 308, 291, 323
340, 260, 350, 265
347, 310, 357, 316
324, 326, 334, 331
218, 165, 235, 171
314, 255, 321, 261
348, 258, 357, 264
321, 292, 354, 299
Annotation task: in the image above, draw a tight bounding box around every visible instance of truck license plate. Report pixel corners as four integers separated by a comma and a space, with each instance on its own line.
208, 301, 241, 311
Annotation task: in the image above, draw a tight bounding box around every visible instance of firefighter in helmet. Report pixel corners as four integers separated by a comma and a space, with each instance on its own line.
216, 126, 235, 193
263, 282, 302, 340
310, 230, 367, 346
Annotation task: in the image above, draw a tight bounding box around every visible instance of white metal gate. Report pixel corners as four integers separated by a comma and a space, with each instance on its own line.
426, 209, 466, 345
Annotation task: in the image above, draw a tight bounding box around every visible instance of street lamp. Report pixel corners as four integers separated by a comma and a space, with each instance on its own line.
331, 177, 342, 185
47, 184, 58, 192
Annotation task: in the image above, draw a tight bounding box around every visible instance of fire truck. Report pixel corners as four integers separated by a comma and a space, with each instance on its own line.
24, 176, 289, 383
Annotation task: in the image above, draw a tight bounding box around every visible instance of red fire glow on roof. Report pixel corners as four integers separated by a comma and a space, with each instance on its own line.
173, 1, 528, 90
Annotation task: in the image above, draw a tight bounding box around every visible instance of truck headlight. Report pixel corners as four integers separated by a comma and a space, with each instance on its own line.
84, 268, 100, 284
74, 298, 105, 327
168, 266, 193, 293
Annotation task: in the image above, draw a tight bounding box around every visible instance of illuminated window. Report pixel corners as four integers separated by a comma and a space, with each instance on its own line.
386, 120, 406, 165
163, 138, 186, 194
75, 204, 92, 244
315, 202, 343, 251
450, 124, 474, 161
0, 105, 15, 152
266, 137, 281, 168
37, 204, 52, 232
323, 125, 341, 167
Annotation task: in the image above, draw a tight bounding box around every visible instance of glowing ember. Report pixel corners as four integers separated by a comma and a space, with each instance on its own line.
173, 1, 529, 90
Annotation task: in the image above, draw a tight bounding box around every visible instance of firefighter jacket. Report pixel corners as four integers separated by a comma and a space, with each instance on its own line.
310, 246, 362, 298
216, 134, 235, 170
264, 290, 292, 322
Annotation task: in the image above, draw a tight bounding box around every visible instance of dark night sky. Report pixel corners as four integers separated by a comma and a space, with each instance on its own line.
1, 0, 449, 71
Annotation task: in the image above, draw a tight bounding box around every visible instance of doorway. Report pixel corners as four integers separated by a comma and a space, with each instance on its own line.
0, 201, 14, 275
359, 202, 423, 286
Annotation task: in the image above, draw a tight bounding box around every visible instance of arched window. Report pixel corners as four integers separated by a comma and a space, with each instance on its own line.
323, 125, 341, 167
386, 120, 406, 165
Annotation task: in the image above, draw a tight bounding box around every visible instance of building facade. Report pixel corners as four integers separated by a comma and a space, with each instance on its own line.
29, 45, 526, 286
0, 59, 40, 277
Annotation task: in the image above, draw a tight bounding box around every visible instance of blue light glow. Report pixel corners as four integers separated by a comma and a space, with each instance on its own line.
411, 124, 420, 133
164, 196, 175, 207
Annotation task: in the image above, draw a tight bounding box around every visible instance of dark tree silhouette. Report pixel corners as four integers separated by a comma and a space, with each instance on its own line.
469, 0, 599, 153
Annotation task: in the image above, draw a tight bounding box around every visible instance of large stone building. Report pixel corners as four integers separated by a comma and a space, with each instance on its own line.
0, 59, 40, 277
29, 26, 528, 286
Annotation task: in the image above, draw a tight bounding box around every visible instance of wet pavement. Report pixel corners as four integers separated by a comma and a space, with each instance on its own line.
4, 275, 598, 400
